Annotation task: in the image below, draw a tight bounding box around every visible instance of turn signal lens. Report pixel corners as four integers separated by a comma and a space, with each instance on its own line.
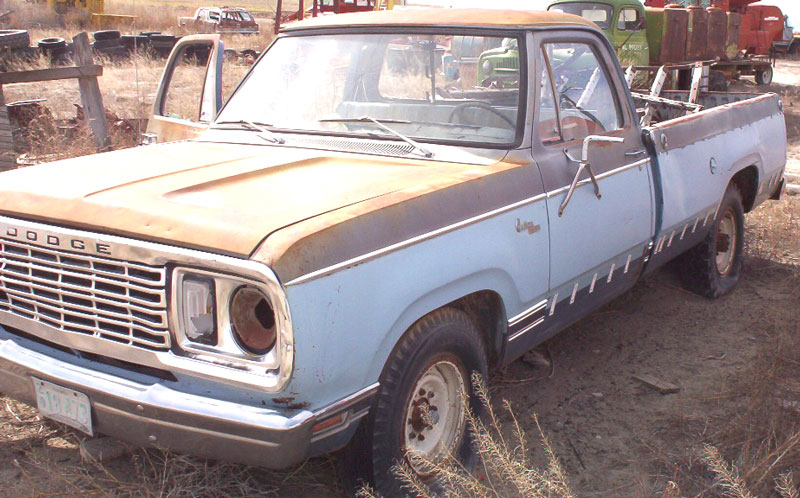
181, 276, 216, 345
230, 286, 276, 355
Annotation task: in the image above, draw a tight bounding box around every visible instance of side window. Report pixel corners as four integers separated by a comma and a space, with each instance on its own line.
541, 42, 622, 142
162, 44, 213, 122
618, 8, 643, 31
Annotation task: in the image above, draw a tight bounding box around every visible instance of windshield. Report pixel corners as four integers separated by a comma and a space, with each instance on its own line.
216, 32, 524, 147
548, 2, 614, 29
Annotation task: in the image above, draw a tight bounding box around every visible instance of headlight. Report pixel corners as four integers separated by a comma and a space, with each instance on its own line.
230, 286, 276, 354
173, 267, 289, 373
482, 59, 493, 76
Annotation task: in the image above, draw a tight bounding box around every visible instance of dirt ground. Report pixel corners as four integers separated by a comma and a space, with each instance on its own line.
1, 63, 799, 497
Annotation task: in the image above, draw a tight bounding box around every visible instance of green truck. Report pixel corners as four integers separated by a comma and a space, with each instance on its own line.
475, 0, 649, 86
547, 0, 650, 67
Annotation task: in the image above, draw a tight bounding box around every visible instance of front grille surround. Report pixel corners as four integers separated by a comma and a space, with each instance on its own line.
0, 215, 294, 392
0, 237, 170, 351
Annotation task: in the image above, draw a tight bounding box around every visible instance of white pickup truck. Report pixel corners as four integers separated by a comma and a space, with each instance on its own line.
0, 9, 787, 497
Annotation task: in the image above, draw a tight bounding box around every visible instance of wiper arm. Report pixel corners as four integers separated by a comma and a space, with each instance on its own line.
213, 120, 285, 144
319, 116, 433, 158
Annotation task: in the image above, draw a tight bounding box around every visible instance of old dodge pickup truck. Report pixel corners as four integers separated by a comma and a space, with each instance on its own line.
0, 8, 787, 496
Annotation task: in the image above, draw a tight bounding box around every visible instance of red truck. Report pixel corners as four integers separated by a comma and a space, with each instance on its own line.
645, 0, 796, 56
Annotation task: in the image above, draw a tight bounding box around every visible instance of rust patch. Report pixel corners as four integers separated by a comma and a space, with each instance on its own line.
271, 396, 296, 404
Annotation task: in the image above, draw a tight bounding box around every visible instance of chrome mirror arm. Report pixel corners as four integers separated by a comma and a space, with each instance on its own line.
558, 135, 625, 217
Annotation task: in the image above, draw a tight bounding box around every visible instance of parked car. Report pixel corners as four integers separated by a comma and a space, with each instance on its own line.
0, 9, 787, 497
178, 7, 259, 34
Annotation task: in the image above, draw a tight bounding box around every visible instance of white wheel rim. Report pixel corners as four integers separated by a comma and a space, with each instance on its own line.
716, 209, 737, 276
403, 358, 466, 475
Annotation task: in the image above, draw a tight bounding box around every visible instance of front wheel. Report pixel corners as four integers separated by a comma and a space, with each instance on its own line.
339, 308, 487, 498
678, 185, 745, 298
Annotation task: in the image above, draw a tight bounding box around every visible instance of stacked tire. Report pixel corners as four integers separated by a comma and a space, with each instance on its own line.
0, 30, 31, 51
120, 34, 149, 52
147, 34, 178, 58
0, 30, 37, 63
92, 30, 129, 60
38, 37, 72, 65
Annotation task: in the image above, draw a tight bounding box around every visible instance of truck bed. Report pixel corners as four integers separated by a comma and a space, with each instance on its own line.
642, 92, 786, 269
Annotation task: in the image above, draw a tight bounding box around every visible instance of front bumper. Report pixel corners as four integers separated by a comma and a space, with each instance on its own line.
0, 332, 314, 468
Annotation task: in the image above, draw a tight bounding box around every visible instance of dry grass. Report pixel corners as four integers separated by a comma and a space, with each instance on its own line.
356, 369, 800, 498
745, 194, 800, 271
1, 394, 341, 497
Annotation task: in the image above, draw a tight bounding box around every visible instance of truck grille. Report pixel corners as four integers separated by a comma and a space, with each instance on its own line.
0, 237, 170, 351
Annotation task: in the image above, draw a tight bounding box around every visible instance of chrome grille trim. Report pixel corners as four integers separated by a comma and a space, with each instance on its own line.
0, 237, 169, 351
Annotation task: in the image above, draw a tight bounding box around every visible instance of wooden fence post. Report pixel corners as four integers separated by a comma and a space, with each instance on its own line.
0, 86, 16, 171
72, 32, 110, 151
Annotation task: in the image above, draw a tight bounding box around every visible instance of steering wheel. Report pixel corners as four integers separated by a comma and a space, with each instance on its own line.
447, 101, 515, 128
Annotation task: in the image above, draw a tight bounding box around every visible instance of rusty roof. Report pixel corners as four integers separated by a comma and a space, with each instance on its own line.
282, 8, 599, 31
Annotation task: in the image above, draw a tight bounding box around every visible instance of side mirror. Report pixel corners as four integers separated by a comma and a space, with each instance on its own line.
559, 135, 625, 217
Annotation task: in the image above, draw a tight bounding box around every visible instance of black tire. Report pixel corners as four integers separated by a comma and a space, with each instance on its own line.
38, 37, 66, 53
120, 35, 148, 50
679, 185, 745, 298
339, 307, 488, 498
96, 46, 130, 60
709, 70, 729, 92
149, 34, 177, 43
755, 65, 773, 85
0, 30, 30, 51
93, 30, 120, 41
92, 39, 122, 50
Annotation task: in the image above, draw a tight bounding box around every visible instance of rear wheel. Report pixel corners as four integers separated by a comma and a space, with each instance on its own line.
755, 65, 773, 85
678, 185, 745, 298
339, 308, 487, 498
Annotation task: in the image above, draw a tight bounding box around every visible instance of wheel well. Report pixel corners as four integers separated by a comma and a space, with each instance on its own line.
731, 166, 758, 213
447, 291, 505, 368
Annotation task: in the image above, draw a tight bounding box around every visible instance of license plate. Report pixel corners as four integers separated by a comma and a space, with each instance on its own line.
33, 378, 93, 436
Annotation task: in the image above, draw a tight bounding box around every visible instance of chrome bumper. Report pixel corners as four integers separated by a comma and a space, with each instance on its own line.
0, 332, 315, 469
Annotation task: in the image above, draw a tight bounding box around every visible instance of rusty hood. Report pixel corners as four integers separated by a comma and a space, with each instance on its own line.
0, 141, 512, 259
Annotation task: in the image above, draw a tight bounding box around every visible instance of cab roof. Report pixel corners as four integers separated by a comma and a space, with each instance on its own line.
282, 8, 599, 32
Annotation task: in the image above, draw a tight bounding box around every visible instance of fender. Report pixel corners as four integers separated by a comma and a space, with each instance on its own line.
363, 268, 515, 386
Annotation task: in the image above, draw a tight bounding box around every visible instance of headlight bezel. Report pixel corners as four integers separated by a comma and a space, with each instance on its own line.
170, 263, 293, 389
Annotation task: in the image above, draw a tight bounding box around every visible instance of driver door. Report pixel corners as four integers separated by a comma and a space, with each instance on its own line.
532, 31, 654, 317
145, 34, 224, 144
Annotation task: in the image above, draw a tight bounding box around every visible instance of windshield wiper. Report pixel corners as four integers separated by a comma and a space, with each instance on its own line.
214, 120, 285, 144
319, 116, 433, 158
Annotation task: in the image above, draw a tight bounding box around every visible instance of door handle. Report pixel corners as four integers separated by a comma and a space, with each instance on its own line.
625, 148, 647, 157
559, 135, 625, 217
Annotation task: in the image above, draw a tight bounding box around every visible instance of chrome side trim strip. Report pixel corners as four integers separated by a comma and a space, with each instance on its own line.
508, 299, 548, 327
287, 158, 651, 287
549, 293, 558, 316
545, 158, 650, 199
508, 316, 545, 342
285, 192, 548, 286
